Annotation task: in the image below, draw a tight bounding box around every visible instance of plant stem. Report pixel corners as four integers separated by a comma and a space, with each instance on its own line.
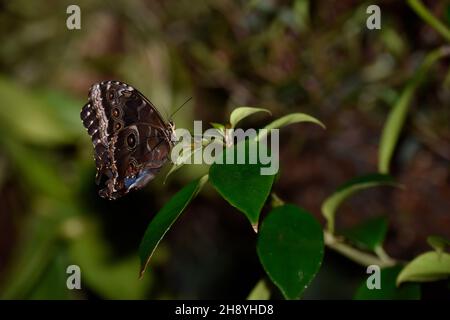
272, 194, 398, 268
324, 232, 396, 268
271, 192, 285, 207
375, 245, 396, 265
407, 0, 450, 42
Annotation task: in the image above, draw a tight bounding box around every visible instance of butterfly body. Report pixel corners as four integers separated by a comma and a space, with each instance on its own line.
81, 81, 175, 200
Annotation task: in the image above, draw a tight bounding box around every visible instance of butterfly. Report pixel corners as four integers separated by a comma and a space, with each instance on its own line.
80, 80, 176, 200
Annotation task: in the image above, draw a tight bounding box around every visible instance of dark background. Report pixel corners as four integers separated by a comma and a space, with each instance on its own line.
0, 0, 449, 299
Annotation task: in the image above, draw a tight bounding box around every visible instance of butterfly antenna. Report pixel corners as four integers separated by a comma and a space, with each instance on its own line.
169, 97, 192, 120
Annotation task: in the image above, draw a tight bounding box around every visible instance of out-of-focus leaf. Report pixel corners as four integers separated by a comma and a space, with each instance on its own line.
209, 140, 276, 229
0, 138, 71, 200
257, 204, 324, 299
397, 251, 450, 285
69, 218, 152, 299
229, 107, 271, 128
407, 0, 450, 42
0, 205, 64, 299
258, 113, 325, 140
380, 27, 407, 57
27, 251, 73, 300
378, 47, 450, 173
247, 280, 270, 300
354, 266, 420, 300
36, 89, 85, 135
321, 174, 397, 234
427, 235, 450, 254
292, 0, 310, 32
139, 175, 208, 276
342, 216, 388, 251
0, 77, 80, 145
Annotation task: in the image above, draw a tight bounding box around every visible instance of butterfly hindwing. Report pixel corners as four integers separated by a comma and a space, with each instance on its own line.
81, 80, 175, 200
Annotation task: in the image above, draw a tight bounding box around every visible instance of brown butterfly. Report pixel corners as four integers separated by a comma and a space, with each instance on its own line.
80, 81, 175, 200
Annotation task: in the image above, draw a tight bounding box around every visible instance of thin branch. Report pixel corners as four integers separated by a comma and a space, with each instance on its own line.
324, 232, 396, 268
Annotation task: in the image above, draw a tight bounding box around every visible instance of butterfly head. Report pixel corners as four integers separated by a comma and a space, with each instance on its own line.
168, 120, 177, 144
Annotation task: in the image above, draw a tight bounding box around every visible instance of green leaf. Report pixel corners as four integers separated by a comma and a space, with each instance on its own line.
342, 216, 388, 251
427, 235, 450, 254
139, 175, 208, 276
258, 112, 325, 140
247, 280, 271, 300
397, 251, 450, 285
210, 122, 226, 131
0, 200, 78, 299
257, 204, 324, 299
27, 251, 72, 300
230, 107, 271, 128
407, 0, 450, 42
36, 89, 85, 136
378, 47, 450, 173
321, 174, 397, 234
0, 212, 61, 299
354, 266, 421, 300
70, 218, 152, 299
0, 77, 81, 145
1, 139, 71, 200
209, 140, 276, 228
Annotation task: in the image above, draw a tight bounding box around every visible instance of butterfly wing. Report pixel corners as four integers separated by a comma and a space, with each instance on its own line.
81, 81, 174, 200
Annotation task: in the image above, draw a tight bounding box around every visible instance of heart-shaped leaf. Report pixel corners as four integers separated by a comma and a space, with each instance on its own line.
407, 0, 450, 42
342, 216, 388, 251
257, 204, 324, 299
354, 266, 420, 300
209, 140, 276, 229
139, 175, 208, 277
1, 139, 71, 200
396, 251, 450, 285
230, 107, 271, 128
0, 77, 81, 146
321, 174, 397, 234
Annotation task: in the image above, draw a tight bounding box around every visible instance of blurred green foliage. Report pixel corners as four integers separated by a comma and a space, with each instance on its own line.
0, 0, 449, 299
